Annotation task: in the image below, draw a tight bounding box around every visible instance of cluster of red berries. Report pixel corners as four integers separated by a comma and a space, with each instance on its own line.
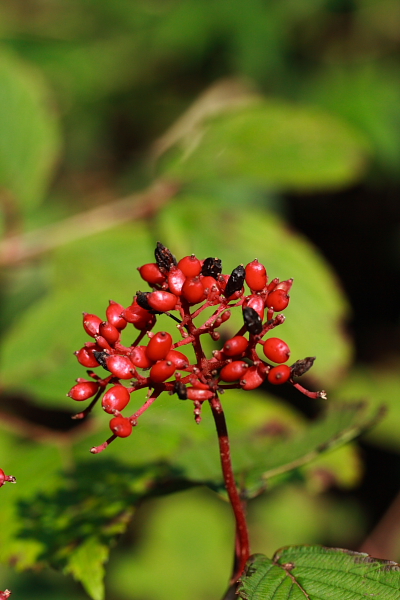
0, 469, 16, 489
68, 243, 326, 453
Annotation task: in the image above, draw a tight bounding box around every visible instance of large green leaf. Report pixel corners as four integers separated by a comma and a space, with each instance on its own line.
158, 100, 370, 191
0, 50, 61, 210
238, 547, 400, 599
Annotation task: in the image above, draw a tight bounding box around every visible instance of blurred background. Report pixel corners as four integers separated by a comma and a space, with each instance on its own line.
0, 0, 400, 599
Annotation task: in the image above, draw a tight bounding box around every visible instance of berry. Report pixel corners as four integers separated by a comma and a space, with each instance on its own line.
0, 590, 11, 599
102, 385, 131, 414
123, 301, 154, 330
146, 331, 173, 362
273, 279, 293, 293
150, 360, 176, 383
245, 259, 267, 291
243, 306, 263, 335
266, 289, 290, 312
155, 242, 177, 272
263, 337, 291, 364
99, 321, 120, 345
106, 355, 135, 379
181, 277, 206, 304
178, 255, 202, 277
147, 290, 178, 312
291, 356, 316, 378
240, 366, 268, 390
220, 361, 248, 382
243, 294, 264, 321
267, 364, 291, 385
224, 265, 245, 298
95, 335, 112, 351
167, 267, 186, 296
130, 346, 154, 369
83, 313, 102, 338
223, 336, 249, 357
68, 381, 99, 401
165, 349, 189, 369
187, 388, 214, 400
139, 263, 166, 285
75, 344, 101, 368
201, 275, 218, 293
110, 416, 132, 437
201, 257, 222, 278
106, 300, 127, 330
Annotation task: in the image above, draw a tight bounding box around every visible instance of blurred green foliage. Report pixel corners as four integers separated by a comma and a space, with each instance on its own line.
0, 0, 399, 598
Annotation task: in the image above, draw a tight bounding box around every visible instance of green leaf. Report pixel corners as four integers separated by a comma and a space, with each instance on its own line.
64, 538, 108, 600
238, 547, 400, 599
0, 49, 61, 209
158, 100, 370, 191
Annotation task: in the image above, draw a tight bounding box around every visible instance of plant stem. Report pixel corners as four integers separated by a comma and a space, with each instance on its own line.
209, 394, 250, 583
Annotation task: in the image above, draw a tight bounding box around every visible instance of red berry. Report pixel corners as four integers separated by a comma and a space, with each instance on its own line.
187, 388, 214, 400
83, 313, 102, 338
110, 416, 132, 437
263, 337, 291, 363
245, 259, 267, 291
130, 346, 154, 369
177, 255, 202, 277
99, 321, 120, 345
181, 277, 206, 304
201, 275, 219, 293
266, 289, 290, 312
146, 331, 173, 362
0, 469, 5, 487
138, 263, 166, 285
75, 344, 100, 368
102, 385, 131, 414
223, 336, 249, 357
106, 355, 135, 379
165, 349, 190, 369
243, 294, 265, 321
123, 301, 155, 330
240, 366, 267, 390
106, 300, 127, 330
273, 278, 293, 293
220, 361, 248, 382
95, 335, 113, 351
149, 360, 176, 383
267, 364, 291, 385
68, 381, 99, 401
147, 291, 178, 312
167, 267, 186, 296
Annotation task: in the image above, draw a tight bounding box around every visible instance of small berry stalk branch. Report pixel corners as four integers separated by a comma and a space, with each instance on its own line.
67, 242, 326, 581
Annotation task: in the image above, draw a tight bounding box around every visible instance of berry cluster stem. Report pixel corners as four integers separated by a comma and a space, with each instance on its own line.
209, 394, 250, 582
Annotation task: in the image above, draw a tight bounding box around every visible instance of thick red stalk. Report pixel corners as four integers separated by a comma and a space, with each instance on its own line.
209, 394, 250, 583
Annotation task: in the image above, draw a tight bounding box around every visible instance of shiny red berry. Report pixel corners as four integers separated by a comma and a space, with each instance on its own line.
240, 366, 268, 390
263, 337, 291, 363
129, 346, 154, 369
68, 381, 99, 401
102, 385, 131, 414
181, 277, 206, 304
267, 364, 291, 385
75, 344, 101, 368
83, 313, 102, 338
223, 336, 249, 357
165, 349, 190, 369
266, 289, 290, 312
243, 294, 265, 321
106, 300, 127, 330
187, 388, 214, 400
245, 259, 267, 291
99, 321, 120, 345
149, 360, 176, 383
220, 361, 248, 382
147, 290, 178, 312
110, 416, 132, 437
177, 255, 202, 277
139, 262, 166, 285
167, 267, 186, 296
201, 275, 219, 293
146, 331, 173, 362
123, 301, 155, 330
106, 355, 135, 379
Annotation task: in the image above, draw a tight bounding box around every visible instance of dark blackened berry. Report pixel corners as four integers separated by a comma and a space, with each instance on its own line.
173, 380, 188, 400
291, 357, 316, 378
224, 265, 245, 298
243, 306, 263, 335
155, 242, 177, 272
93, 351, 110, 370
201, 257, 222, 278
136, 291, 152, 310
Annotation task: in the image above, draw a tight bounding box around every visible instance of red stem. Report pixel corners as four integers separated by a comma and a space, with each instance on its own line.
208, 394, 250, 583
